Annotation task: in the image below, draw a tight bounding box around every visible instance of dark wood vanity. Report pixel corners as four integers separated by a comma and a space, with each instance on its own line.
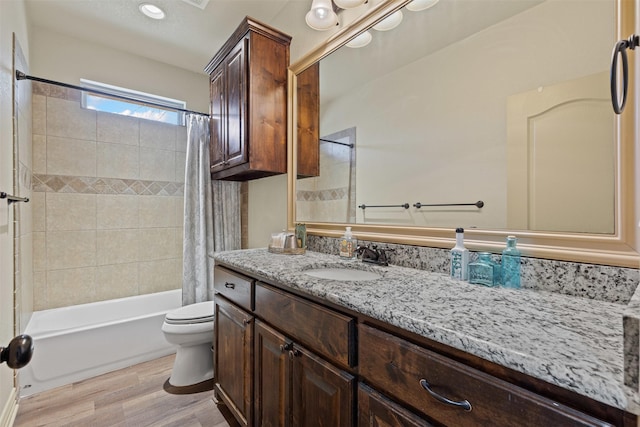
213, 262, 634, 427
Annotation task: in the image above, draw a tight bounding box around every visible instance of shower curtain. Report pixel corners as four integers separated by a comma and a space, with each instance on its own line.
182, 114, 241, 305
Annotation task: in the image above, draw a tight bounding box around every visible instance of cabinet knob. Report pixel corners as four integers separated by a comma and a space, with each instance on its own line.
280, 342, 293, 352
419, 379, 472, 412
288, 349, 301, 359
242, 318, 252, 326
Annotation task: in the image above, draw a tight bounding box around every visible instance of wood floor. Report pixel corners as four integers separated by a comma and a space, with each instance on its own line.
14, 354, 239, 427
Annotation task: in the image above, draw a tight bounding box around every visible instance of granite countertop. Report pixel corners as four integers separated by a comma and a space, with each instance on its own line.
213, 248, 639, 414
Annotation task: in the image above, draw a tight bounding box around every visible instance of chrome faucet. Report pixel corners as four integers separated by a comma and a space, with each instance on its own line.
356, 244, 393, 266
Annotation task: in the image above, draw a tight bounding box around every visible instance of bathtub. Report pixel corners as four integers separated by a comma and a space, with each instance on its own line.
19, 289, 182, 397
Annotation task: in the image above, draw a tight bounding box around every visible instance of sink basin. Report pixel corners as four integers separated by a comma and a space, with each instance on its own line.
303, 268, 381, 281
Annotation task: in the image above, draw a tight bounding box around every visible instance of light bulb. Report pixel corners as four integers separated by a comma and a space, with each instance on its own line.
372, 10, 403, 31
406, 0, 439, 11
346, 31, 372, 48
334, 0, 367, 9
306, 0, 338, 30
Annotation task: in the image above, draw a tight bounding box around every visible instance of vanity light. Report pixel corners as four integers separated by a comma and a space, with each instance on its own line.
406, 0, 439, 12
372, 9, 403, 31
334, 0, 367, 9
306, 0, 339, 30
346, 30, 372, 48
139, 3, 166, 20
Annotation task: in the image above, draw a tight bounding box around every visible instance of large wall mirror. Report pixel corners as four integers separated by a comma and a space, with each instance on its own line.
288, 0, 639, 267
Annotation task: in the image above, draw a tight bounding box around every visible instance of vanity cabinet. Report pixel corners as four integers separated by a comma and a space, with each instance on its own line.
254, 320, 355, 426
213, 267, 255, 427
205, 17, 291, 181
214, 261, 622, 427
358, 383, 434, 427
358, 324, 613, 427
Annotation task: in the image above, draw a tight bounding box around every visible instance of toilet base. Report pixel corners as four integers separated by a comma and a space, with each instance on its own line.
168, 343, 213, 387
163, 377, 214, 395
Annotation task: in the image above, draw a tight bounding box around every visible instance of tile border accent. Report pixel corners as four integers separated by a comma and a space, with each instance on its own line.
33, 174, 184, 196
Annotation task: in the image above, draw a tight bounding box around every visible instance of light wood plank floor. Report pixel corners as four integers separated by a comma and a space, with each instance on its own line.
14, 354, 238, 427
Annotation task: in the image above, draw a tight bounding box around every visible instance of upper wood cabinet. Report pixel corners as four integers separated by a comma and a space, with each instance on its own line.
205, 17, 291, 181
296, 63, 320, 178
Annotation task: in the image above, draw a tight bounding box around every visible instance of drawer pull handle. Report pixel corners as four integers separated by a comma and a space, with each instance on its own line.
419, 379, 472, 412
280, 342, 293, 352
225, 282, 235, 289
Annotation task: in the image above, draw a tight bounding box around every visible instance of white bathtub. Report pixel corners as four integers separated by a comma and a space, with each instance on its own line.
19, 289, 182, 397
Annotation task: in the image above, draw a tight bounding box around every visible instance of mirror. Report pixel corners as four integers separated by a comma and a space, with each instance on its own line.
289, 0, 638, 267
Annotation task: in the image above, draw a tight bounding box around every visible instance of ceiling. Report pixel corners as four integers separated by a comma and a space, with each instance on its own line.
23, 0, 321, 75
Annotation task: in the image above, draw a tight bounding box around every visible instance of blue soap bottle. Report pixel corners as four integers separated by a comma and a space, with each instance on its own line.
501, 235, 521, 289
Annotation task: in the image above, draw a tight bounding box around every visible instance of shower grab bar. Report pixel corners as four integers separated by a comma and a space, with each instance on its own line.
0, 192, 29, 204
413, 201, 484, 209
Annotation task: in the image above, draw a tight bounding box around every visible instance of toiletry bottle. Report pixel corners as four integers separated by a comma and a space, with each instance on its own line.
501, 235, 521, 289
468, 252, 499, 287
339, 227, 355, 259
450, 228, 469, 280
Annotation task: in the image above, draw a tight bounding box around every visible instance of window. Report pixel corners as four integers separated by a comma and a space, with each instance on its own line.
80, 79, 186, 125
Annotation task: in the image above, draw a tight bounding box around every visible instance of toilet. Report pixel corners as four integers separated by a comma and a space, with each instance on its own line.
161, 301, 215, 389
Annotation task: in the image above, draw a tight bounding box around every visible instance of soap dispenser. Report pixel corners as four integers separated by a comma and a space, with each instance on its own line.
450, 228, 469, 280
501, 235, 521, 289
339, 227, 355, 259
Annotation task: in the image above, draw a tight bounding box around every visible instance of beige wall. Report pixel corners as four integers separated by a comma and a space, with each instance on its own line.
29, 26, 209, 113
31, 82, 185, 310
0, 0, 29, 424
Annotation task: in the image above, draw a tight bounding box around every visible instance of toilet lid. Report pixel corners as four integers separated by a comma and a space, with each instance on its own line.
165, 301, 215, 324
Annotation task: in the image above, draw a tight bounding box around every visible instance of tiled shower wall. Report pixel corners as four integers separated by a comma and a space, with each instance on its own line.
296, 127, 356, 223
32, 82, 185, 310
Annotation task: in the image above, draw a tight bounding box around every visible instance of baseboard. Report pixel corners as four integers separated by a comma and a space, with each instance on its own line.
0, 387, 18, 427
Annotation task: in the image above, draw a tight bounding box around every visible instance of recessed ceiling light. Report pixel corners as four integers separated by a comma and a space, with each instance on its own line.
139, 3, 166, 20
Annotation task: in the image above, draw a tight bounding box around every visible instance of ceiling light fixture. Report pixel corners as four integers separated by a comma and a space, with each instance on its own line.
305, 0, 338, 30
139, 3, 166, 20
333, 0, 367, 9
372, 9, 403, 31
346, 30, 372, 48
406, 0, 439, 12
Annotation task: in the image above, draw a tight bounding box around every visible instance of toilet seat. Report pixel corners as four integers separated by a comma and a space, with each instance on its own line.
165, 301, 214, 325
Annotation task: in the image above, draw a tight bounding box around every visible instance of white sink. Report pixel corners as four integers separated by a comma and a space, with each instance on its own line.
303, 268, 381, 281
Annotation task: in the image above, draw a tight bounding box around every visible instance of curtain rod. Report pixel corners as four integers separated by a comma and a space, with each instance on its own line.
319, 138, 354, 148
15, 70, 210, 118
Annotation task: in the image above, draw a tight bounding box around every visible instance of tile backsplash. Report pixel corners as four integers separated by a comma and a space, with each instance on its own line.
307, 235, 638, 305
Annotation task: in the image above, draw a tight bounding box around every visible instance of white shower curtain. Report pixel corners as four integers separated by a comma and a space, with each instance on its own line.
182, 114, 241, 305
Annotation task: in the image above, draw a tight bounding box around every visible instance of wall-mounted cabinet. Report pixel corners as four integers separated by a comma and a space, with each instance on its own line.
296, 62, 320, 178
205, 17, 291, 181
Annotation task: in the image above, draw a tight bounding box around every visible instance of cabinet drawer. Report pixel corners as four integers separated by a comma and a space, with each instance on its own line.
255, 283, 356, 368
359, 325, 612, 427
214, 266, 254, 311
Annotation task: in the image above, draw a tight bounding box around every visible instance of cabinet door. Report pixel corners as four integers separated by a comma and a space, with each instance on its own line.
225, 38, 248, 169
254, 320, 291, 427
358, 383, 434, 427
296, 62, 320, 178
210, 66, 226, 172
215, 297, 253, 427
291, 344, 355, 427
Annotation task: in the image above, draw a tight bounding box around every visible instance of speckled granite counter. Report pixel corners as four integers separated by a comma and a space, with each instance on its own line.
213, 248, 639, 414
